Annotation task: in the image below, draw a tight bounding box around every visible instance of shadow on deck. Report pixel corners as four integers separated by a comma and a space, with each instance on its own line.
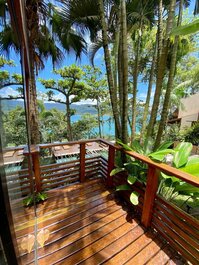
14, 178, 186, 265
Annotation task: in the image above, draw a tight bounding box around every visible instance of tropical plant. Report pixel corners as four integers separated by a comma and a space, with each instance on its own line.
180, 122, 199, 145
111, 139, 174, 205
23, 192, 48, 207
158, 142, 199, 214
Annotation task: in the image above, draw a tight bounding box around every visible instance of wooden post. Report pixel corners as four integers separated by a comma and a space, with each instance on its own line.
80, 143, 86, 182
32, 150, 42, 192
141, 165, 159, 228
107, 145, 115, 187
24, 145, 41, 192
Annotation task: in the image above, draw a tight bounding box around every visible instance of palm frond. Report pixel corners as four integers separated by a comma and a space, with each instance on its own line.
88, 38, 103, 66
0, 25, 19, 57
57, 0, 100, 42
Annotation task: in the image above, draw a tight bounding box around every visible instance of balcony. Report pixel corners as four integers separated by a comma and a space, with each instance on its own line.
4, 139, 199, 265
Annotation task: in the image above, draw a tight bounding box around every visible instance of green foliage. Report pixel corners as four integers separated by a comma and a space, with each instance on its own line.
112, 139, 170, 205
116, 184, 131, 191
0, 57, 15, 68
110, 167, 125, 176
71, 114, 98, 140
173, 142, 192, 168
23, 192, 48, 207
181, 122, 199, 145
3, 106, 27, 146
172, 19, 199, 36
117, 138, 174, 162
130, 192, 139, 205
158, 142, 199, 214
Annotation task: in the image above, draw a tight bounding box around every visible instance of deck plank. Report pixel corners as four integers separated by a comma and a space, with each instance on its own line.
14, 178, 186, 265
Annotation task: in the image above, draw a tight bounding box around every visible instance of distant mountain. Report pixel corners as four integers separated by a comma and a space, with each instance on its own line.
1, 100, 97, 115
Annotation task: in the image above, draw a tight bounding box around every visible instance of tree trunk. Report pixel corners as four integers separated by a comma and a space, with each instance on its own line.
98, 0, 121, 139
118, 35, 123, 119
28, 45, 40, 144
97, 99, 102, 138
66, 94, 73, 141
146, 0, 176, 139
120, 0, 128, 144
140, 41, 157, 144
131, 29, 141, 143
154, 0, 183, 149
157, 0, 163, 66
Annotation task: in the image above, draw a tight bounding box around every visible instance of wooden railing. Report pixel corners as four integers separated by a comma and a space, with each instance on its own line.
100, 139, 199, 265
4, 139, 199, 264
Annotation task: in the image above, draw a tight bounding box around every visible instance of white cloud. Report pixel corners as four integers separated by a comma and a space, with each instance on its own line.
74, 99, 97, 105
54, 93, 66, 102
0, 87, 20, 97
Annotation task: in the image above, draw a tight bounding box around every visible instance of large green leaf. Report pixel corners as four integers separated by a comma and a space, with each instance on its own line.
186, 157, 199, 166
149, 149, 175, 162
173, 142, 192, 168
175, 183, 199, 193
110, 168, 125, 176
130, 191, 139, 205
155, 141, 173, 152
127, 175, 137, 185
116, 184, 131, 191
124, 162, 143, 175
143, 138, 153, 155
160, 172, 180, 183
180, 163, 199, 177
171, 19, 199, 36
131, 140, 143, 154
116, 139, 133, 151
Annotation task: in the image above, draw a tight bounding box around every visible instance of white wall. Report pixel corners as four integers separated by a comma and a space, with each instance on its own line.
178, 94, 199, 129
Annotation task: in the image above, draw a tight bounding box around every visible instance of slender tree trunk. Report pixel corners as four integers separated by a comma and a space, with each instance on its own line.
66, 95, 73, 141
118, 36, 123, 119
131, 29, 141, 143
146, 0, 176, 139
97, 99, 102, 138
157, 0, 163, 66
154, 0, 183, 148
120, 0, 128, 143
140, 41, 157, 144
113, 8, 120, 98
98, 0, 121, 139
28, 45, 40, 144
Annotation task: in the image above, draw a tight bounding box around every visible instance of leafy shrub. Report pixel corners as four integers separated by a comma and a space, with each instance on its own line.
182, 122, 199, 145
23, 192, 48, 207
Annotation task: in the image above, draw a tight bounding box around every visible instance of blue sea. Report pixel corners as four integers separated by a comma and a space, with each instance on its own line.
71, 114, 135, 137
71, 114, 115, 137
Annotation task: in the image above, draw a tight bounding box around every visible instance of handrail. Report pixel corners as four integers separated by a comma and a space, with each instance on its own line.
39, 138, 100, 149
5, 138, 199, 187
99, 139, 199, 187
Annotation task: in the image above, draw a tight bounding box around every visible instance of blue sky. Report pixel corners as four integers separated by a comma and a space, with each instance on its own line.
0, 0, 197, 104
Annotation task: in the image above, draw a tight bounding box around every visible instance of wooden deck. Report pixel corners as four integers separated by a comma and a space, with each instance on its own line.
15, 178, 186, 265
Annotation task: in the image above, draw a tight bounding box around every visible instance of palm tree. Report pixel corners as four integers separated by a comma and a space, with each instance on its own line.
127, 0, 156, 142
146, 0, 177, 140
1, 1, 87, 144
154, 0, 184, 148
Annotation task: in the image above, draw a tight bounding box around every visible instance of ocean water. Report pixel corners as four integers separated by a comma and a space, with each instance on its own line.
71, 114, 135, 137
71, 114, 115, 137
